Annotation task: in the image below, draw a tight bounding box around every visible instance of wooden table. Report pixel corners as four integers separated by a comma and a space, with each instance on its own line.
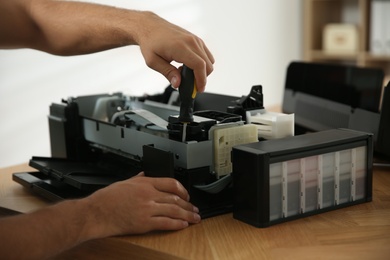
1, 164, 390, 259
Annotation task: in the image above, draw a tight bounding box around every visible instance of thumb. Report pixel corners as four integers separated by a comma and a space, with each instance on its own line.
168, 69, 181, 89
146, 54, 182, 89
167, 71, 181, 88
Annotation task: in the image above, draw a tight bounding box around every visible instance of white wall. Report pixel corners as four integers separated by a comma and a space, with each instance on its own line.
0, 0, 302, 167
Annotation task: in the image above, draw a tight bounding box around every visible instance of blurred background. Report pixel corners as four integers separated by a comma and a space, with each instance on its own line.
0, 0, 302, 167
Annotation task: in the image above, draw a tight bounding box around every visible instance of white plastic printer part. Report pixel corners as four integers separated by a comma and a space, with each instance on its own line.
246, 109, 294, 139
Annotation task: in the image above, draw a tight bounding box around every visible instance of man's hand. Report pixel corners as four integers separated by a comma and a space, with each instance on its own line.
135, 12, 215, 92
82, 173, 201, 239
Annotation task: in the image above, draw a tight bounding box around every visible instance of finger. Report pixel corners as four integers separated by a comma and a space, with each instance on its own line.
148, 177, 190, 201
197, 38, 215, 75
191, 38, 214, 90
193, 68, 207, 93
135, 171, 145, 177
149, 217, 190, 231
155, 193, 199, 213
203, 44, 215, 70
152, 203, 201, 224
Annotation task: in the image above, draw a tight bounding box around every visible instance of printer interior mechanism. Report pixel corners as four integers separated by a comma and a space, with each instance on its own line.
15, 84, 295, 218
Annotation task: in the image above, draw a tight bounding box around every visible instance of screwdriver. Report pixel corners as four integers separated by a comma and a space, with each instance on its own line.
178, 65, 197, 142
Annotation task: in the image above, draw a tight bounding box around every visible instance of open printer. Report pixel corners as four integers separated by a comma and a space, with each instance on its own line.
13, 62, 378, 227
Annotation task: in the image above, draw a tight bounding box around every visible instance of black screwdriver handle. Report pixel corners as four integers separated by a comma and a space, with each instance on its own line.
178, 65, 197, 123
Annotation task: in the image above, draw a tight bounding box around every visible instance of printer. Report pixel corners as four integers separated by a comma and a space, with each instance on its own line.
14, 62, 377, 227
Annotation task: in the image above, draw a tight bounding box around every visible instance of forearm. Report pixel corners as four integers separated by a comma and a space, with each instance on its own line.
0, 0, 214, 92
0, 199, 94, 259
0, 0, 147, 55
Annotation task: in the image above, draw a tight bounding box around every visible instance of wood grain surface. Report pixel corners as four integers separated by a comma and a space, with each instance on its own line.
1, 164, 390, 259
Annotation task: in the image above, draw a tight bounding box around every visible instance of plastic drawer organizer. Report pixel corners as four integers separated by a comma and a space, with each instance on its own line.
232, 129, 373, 227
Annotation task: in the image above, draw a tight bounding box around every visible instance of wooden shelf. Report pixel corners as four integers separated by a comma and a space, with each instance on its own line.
309, 50, 360, 60
303, 0, 390, 79
308, 50, 390, 61
364, 53, 390, 61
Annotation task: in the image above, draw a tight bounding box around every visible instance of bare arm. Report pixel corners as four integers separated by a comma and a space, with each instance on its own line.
0, 174, 200, 259
0, 0, 214, 91
0, 2, 210, 257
